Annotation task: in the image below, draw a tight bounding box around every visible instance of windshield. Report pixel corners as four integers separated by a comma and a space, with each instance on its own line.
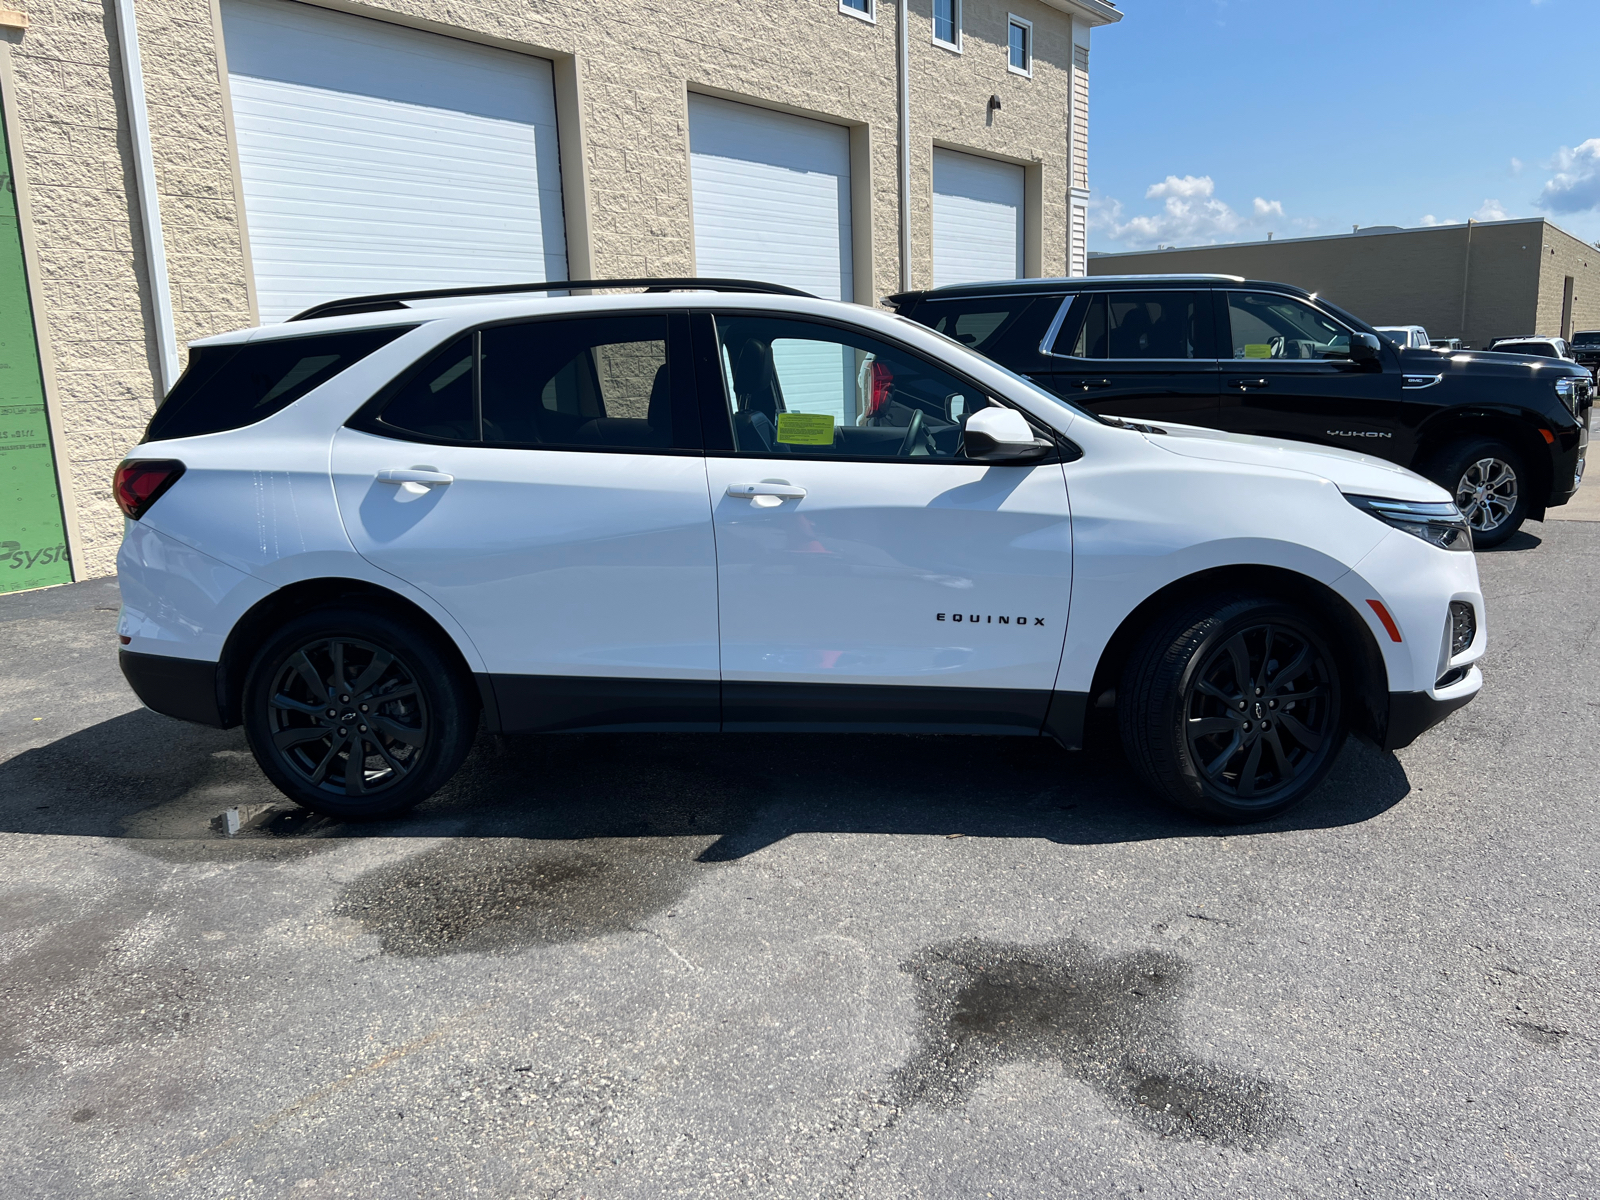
1378, 328, 1411, 347
1574, 331, 1600, 347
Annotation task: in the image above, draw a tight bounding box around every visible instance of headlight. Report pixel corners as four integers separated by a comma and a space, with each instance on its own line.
1346, 493, 1473, 551
1555, 376, 1586, 416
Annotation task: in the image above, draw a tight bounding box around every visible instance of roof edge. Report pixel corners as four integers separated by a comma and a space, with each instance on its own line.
1040, 0, 1123, 26
1089, 216, 1559, 258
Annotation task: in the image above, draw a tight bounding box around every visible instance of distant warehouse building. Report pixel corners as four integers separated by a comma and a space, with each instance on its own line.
0, 0, 1122, 593
1089, 217, 1597, 350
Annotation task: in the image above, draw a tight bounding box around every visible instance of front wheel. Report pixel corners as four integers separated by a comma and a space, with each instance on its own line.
1118, 595, 1347, 822
242, 607, 477, 818
1426, 438, 1527, 549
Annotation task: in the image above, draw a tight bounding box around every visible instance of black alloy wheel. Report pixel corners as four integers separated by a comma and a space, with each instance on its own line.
267, 637, 426, 799
243, 607, 476, 818
1119, 594, 1347, 822
1182, 623, 1336, 804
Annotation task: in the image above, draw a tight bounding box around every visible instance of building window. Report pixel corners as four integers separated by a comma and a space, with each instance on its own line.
933, 0, 961, 49
839, 0, 874, 23
1007, 16, 1032, 76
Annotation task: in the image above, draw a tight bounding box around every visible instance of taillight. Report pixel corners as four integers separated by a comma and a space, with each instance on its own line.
868, 361, 894, 416
113, 459, 185, 520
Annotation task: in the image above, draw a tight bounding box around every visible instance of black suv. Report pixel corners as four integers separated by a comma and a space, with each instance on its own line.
1572, 330, 1600, 382
889, 275, 1594, 546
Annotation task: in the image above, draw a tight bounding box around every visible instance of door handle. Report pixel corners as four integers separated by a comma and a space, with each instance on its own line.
1226, 378, 1269, 390
726, 482, 807, 500
1070, 378, 1112, 389
377, 469, 454, 485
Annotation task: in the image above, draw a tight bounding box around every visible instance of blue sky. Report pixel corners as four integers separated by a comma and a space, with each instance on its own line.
1087, 0, 1600, 252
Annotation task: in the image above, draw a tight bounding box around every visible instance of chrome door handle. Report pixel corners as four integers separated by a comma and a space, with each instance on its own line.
1071, 378, 1112, 389
376, 469, 454, 485
1226, 378, 1269, 390
726, 483, 806, 499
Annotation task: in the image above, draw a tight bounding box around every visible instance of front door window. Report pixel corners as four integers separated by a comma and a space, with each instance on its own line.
712, 314, 993, 459
1224, 293, 1352, 361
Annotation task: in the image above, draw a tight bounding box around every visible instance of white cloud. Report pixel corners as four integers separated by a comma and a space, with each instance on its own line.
1093, 174, 1286, 249
1473, 199, 1512, 222
1419, 214, 1462, 226
1510, 157, 1524, 175
1145, 174, 1217, 200
1535, 139, 1600, 214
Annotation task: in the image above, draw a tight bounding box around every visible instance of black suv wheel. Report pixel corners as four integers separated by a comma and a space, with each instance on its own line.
242, 607, 477, 818
1119, 594, 1347, 822
1426, 438, 1528, 548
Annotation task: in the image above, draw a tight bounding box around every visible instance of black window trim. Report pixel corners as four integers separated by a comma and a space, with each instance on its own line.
1040, 288, 1225, 366
346, 310, 704, 456
691, 307, 1079, 465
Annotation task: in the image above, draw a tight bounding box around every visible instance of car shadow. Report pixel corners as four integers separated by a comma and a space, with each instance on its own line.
1484, 529, 1542, 552
0, 708, 1411, 857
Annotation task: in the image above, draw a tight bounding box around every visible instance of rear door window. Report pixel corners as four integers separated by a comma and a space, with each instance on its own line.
1054, 291, 1216, 359
145, 326, 410, 442
362, 314, 696, 452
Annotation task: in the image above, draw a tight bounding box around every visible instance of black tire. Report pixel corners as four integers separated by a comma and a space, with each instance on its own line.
1424, 437, 1528, 549
242, 606, 477, 818
1118, 594, 1346, 823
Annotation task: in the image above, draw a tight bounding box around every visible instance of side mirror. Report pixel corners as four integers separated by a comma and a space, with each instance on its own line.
963, 406, 1053, 462
1349, 332, 1382, 364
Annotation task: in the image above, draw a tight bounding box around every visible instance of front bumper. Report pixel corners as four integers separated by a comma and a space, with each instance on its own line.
1545, 393, 1592, 508
1383, 669, 1480, 751
119, 649, 229, 728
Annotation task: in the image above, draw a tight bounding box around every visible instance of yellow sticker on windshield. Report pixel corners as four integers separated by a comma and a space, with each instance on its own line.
1243, 343, 1273, 359
776, 413, 835, 445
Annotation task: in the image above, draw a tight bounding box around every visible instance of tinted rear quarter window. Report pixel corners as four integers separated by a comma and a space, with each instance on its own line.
145, 327, 409, 442
908, 295, 1062, 360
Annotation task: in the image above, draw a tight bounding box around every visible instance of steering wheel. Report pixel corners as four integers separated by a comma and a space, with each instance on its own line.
897, 409, 925, 457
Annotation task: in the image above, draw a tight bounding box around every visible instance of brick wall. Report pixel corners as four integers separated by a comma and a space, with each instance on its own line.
1537, 222, 1599, 340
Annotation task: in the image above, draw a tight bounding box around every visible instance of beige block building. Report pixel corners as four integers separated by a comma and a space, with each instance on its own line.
0, 0, 1123, 588
1090, 217, 1599, 352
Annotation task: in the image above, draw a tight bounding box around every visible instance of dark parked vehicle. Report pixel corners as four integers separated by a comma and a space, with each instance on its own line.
1569, 330, 1600, 381
889, 275, 1594, 546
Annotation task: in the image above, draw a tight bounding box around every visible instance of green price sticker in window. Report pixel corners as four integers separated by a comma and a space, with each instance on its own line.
1243, 344, 1273, 359
775, 413, 835, 445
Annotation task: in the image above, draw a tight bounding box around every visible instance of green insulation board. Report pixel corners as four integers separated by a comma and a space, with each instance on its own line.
0, 84, 71, 593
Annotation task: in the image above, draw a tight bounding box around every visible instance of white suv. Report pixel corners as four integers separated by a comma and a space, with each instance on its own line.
114, 280, 1485, 823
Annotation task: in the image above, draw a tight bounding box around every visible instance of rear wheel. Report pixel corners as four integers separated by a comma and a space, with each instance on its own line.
242, 607, 476, 818
1119, 594, 1346, 822
1426, 438, 1527, 548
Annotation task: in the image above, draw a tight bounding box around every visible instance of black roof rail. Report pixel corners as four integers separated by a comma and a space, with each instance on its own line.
288, 277, 816, 322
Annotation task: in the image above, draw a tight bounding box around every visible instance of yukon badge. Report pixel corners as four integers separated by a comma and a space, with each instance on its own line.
1327, 430, 1392, 438
937, 613, 1046, 626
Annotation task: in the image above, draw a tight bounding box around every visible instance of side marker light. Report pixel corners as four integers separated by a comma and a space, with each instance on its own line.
1539, 428, 1555, 444
1366, 599, 1403, 643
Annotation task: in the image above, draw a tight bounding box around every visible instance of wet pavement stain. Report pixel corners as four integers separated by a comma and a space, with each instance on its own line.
1509, 1020, 1568, 1046
331, 838, 707, 956
894, 938, 1288, 1148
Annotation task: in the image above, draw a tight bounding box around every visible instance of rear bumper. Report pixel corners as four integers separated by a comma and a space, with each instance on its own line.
119, 649, 230, 728
1383, 683, 1477, 751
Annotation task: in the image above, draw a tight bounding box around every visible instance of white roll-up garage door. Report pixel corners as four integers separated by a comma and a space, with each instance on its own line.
688, 94, 853, 302
221, 0, 566, 322
931, 149, 1024, 288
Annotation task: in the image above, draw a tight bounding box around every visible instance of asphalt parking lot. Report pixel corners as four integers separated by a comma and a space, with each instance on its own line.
2, 522, 1596, 1199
